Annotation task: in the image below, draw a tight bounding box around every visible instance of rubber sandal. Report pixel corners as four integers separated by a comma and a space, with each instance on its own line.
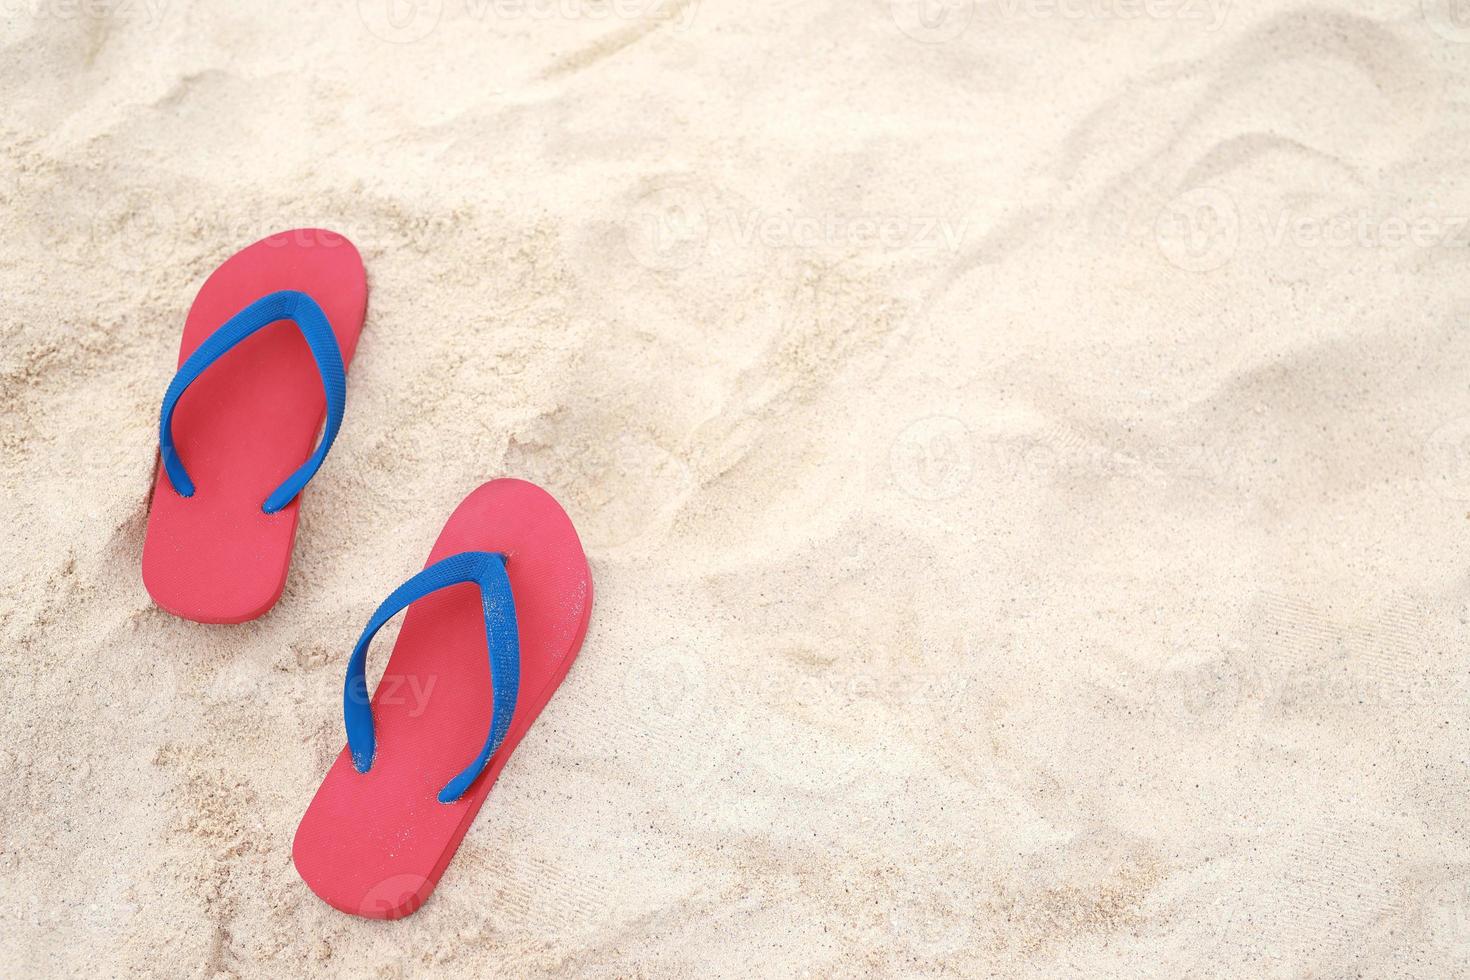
141, 230, 368, 623
292, 479, 593, 919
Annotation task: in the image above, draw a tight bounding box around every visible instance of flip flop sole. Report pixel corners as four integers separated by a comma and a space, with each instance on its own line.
141, 230, 368, 624
293, 479, 593, 919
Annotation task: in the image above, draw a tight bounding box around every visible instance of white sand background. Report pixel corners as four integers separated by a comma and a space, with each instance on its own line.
4, 0, 1470, 975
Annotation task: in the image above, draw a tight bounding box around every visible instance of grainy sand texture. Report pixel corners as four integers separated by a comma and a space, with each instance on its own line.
4, 0, 1470, 976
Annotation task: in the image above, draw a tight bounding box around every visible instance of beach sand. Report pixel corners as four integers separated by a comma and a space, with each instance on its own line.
4, 0, 1470, 975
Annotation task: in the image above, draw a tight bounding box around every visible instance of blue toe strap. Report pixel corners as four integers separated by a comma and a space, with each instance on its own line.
343, 551, 521, 804
158, 289, 346, 514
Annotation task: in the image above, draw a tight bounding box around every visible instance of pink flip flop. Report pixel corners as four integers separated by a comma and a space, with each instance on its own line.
141, 230, 368, 623
293, 479, 593, 918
